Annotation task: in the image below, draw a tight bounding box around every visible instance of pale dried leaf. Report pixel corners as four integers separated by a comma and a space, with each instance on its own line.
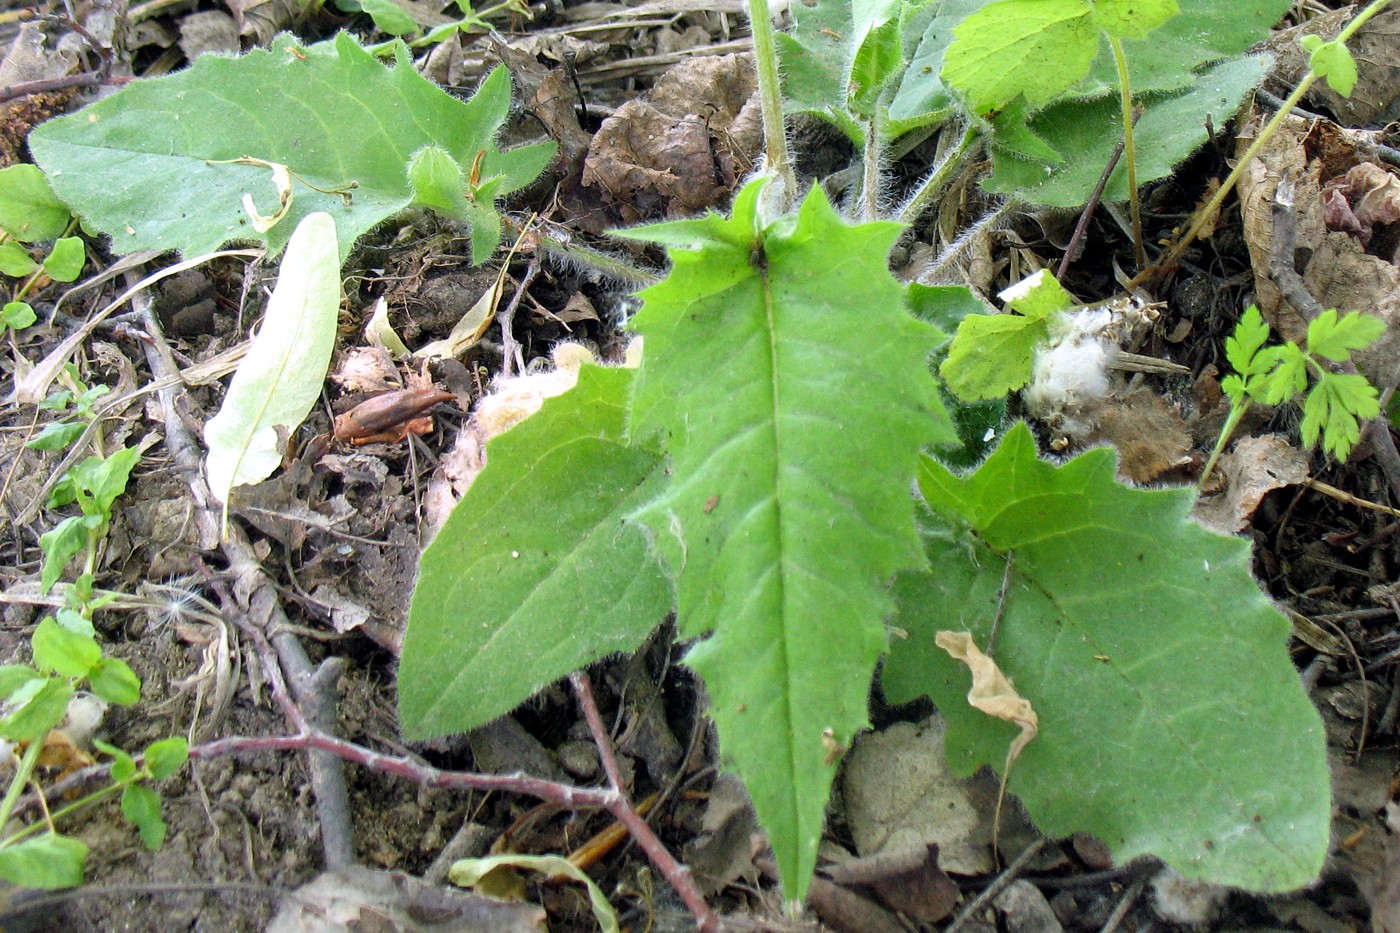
935, 631, 1038, 764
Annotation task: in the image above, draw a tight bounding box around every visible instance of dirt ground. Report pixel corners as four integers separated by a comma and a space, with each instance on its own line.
0, 1, 1399, 931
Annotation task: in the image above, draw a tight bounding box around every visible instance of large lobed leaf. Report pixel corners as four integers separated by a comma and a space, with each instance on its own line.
29, 33, 554, 261
884, 423, 1330, 891
617, 180, 954, 902
398, 363, 672, 739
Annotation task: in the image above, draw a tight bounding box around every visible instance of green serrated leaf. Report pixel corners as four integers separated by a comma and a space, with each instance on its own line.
204, 213, 339, 504
943, 0, 1097, 115
31, 618, 101, 678
1224, 305, 1271, 378
1302, 371, 1378, 461
885, 423, 1329, 891
0, 677, 72, 743
41, 237, 85, 282
121, 783, 167, 850
0, 834, 87, 889
0, 242, 38, 278
29, 35, 554, 263
1081, 0, 1293, 98
1000, 268, 1073, 319
984, 55, 1270, 206
1305, 309, 1385, 362
1088, 0, 1178, 40
1302, 35, 1358, 98
940, 312, 1048, 401
1259, 344, 1308, 405
143, 736, 189, 780
399, 363, 672, 739
0, 164, 70, 243
624, 179, 946, 902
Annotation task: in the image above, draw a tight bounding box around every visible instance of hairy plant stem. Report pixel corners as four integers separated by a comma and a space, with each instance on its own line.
1133, 0, 1396, 288
1109, 37, 1146, 271
896, 122, 978, 227
745, 0, 796, 208
858, 110, 885, 221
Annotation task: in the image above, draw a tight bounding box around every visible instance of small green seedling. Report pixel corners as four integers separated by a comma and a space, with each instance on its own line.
0, 164, 86, 333
26, 364, 111, 453
39, 445, 142, 594
0, 575, 187, 888
1203, 305, 1384, 483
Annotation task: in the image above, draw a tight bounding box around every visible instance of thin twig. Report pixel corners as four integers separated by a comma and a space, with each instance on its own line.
571, 671, 720, 933
1056, 110, 1137, 280
1098, 877, 1147, 933
138, 297, 357, 871
943, 838, 1048, 933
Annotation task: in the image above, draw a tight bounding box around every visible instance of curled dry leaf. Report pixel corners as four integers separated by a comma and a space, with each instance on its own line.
934, 631, 1038, 766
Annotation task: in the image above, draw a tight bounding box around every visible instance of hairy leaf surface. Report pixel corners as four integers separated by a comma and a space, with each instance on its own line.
30, 33, 553, 261
399, 363, 671, 739
884, 423, 1329, 891
618, 180, 952, 901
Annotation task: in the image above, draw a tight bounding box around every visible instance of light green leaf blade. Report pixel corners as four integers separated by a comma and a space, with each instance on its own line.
29, 35, 554, 263
985, 55, 1270, 206
889, 0, 980, 127
41, 237, 85, 282
407, 144, 469, 222
1081, 0, 1293, 98
942, 0, 1096, 115
39, 516, 92, 594
143, 736, 190, 780
0, 676, 72, 743
0, 243, 38, 278
625, 180, 946, 902
885, 423, 1330, 892
1088, 0, 1178, 40
1302, 372, 1378, 461
0, 834, 87, 889
89, 657, 142, 706
358, 0, 419, 35
1302, 35, 1358, 98
1305, 308, 1385, 362
399, 363, 672, 739
0, 164, 70, 242
204, 212, 340, 503
1225, 305, 1271, 378
121, 783, 168, 850
31, 618, 101, 678
939, 311, 1047, 401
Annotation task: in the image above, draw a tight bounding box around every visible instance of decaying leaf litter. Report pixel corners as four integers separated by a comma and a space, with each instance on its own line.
0, 0, 1397, 931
